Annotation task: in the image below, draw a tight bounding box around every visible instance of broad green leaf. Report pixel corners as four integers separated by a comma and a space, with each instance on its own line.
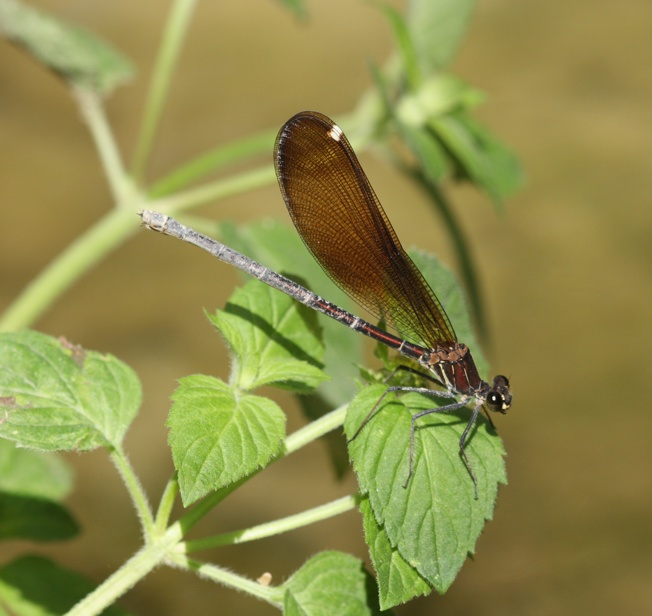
360, 496, 430, 609
0, 555, 132, 616
219, 220, 362, 407
346, 386, 506, 592
0, 493, 78, 541
0, 331, 141, 451
190, 219, 362, 480
407, 0, 476, 71
168, 375, 285, 505
0, 440, 72, 501
207, 279, 327, 392
0, 0, 133, 94
282, 551, 384, 615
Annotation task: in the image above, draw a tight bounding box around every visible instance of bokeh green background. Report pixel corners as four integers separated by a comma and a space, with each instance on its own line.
1, 1, 650, 614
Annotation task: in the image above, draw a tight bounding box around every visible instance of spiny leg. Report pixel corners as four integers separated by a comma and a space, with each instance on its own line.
457, 404, 482, 499
347, 385, 457, 444
403, 396, 469, 490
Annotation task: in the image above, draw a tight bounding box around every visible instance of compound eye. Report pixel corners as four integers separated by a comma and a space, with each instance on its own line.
486, 391, 508, 413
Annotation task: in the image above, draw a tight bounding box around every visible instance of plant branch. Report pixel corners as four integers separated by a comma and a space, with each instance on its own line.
151, 165, 275, 215
184, 495, 358, 553
154, 474, 179, 535
110, 447, 155, 537
167, 555, 284, 607
65, 540, 174, 616
285, 403, 348, 454
149, 128, 277, 197
72, 86, 132, 204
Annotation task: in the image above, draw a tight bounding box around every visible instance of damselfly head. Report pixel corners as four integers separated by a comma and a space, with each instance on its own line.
485, 375, 512, 414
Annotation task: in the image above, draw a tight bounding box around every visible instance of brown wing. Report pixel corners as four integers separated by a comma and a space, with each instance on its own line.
273, 111, 457, 349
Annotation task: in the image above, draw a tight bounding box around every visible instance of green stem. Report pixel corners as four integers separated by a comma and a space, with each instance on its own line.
152, 165, 275, 215
154, 474, 179, 535
0, 165, 274, 334
131, 0, 199, 181
177, 479, 247, 535
110, 447, 155, 537
0, 105, 377, 333
0, 125, 276, 333
64, 390, 349, 613
168, 555, 284, 607
72, 86, 132, 204
185, 494, 357, 553
62, 389, 351, 614
149, 128, 277, 197
284, 403, 347, 454
66, 525, 184, 616
0, 209, 137, 332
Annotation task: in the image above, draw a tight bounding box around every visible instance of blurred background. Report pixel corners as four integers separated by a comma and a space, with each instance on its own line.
1, 0, 651, 613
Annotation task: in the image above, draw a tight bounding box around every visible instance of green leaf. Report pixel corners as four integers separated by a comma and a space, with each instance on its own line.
216, 221, 365, 478
360, 496, 431, 609
168, 375, 286, 505
0, 440, 73, 501
406, 0, 476, 71
346, 387, 506, 592
0, 0, 133, 94
0, 555, 132, 615
0, 493, 78, 541
282, 551, 384, 615
0, 331, 141, 451
207, 279, 327, 392
219, 221, 362, 407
